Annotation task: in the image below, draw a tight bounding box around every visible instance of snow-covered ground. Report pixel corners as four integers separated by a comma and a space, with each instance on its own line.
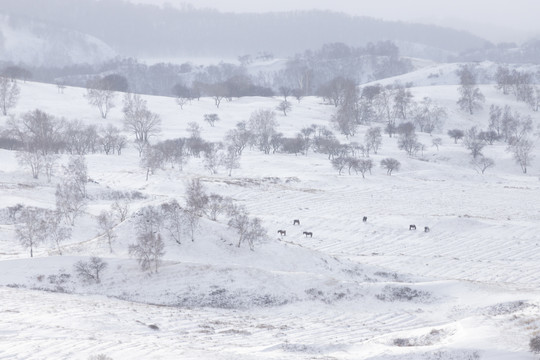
1, 68, 540, 359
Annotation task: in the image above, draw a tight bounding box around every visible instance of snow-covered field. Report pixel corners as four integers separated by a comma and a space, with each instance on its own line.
1, 67, 540, 359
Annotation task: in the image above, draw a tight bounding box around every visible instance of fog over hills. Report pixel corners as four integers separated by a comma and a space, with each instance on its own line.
0, 0, 489, 65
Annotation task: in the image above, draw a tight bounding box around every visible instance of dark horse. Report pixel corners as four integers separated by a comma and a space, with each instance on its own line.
277, 230, 286, 236
303, 231, 313, 237
424, 226, 430, 233
362, 216, 367, 222
409, 225, 416, 230
293, 219, 300, 225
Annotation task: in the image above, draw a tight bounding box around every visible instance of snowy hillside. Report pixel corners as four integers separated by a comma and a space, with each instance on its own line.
0, 14, 116, 66
0, 73, 540, 360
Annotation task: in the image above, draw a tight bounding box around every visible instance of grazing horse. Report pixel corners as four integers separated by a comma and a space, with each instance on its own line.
362, 216, 367, 222
409, 225, 416, 230
303, 231, 313, 237
424, 226, 430, 233
293, 219, 300, 225
277, 230, 286, 236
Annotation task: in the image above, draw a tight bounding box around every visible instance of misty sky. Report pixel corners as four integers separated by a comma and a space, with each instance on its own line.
133, 0, 540, 43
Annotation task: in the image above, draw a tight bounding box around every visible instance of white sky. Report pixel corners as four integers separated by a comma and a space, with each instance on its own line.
133, 0, 540, 43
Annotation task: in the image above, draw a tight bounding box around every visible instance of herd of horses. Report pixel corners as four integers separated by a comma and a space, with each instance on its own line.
277, 218, 431, 239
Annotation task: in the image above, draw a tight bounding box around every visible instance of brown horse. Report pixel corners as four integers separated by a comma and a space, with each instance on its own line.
277, 230, 286, 236
303, 231, 312, 237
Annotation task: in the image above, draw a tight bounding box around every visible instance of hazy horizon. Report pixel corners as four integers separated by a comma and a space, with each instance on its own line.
131, 0, 540, 43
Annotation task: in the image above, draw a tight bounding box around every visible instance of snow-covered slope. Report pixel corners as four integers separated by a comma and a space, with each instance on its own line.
0, 77, 539, 359
0, 14, 116, 66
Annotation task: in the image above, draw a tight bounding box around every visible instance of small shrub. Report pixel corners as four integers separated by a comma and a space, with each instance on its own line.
393, 338, 411, 347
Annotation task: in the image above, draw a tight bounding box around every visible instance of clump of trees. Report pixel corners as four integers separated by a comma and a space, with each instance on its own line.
14, 206, 72, 257
449, 104, 535, 174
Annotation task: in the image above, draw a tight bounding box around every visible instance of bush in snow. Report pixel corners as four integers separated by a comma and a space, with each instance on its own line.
530, 335, 540, 354
74, 257, 108, 284
376, 285, 431, 302
88, 355, 113, 360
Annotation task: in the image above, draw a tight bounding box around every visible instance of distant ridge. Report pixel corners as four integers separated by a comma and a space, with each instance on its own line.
1, 0, 490, 63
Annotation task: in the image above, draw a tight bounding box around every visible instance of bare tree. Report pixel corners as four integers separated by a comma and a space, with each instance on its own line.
365, 127, 382, 154
380, 158, 401, 175
207, 194, 231, 221
292, 88, 304, 103
155, 138, 188, 170
412, 97, 447, 133
16, 150, 43, 179
331, 156, 348, 175
55, 181, 87, 226
99, 124, 124, 155
203, 113, 220, 127
97, 210, 117, 253
447, 129, 465, 144
63, 156, 88, 198
225, 121, 253, 155
74, 257, 108, 284
277, 100, 292, 116
463, 127, 485, 159
187, 122, 202, 139
398, 132, 421, 156
331, 84, 360, 137
161, 200, 185, 245
270, 133, 282, 154
508, 138, 535, 174
0, 76, 20, 115
15, 207, 47, 257
227, 205, 267, 250
8, 109, 64, 155
488, 104, 502, 137
355, 159, 374, 178
432, 137, 442, 151
248, 109, 278, 154
185, 178, 208, 217
172, 83, 191, 109
63, 121, 99, 155
456, 65, 484, 114
318, 77, 353, 107
46, 214, 72, 255
208, 83, 228, 108
140, 145, 164, 180
136, 206, 164, 235
279, 86, 292, 101
495, 66, 512, 95
298, 126, 316, 155
392, 85, 413, 121
133, 139, 148, 157
222, 145, 241, 176
203, 143, 222, 175
471, 156, 495, 174
111, 200, 130, 222
129, 232, 165, 273
85, 77, 116, 119
122, 93, 161, 143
